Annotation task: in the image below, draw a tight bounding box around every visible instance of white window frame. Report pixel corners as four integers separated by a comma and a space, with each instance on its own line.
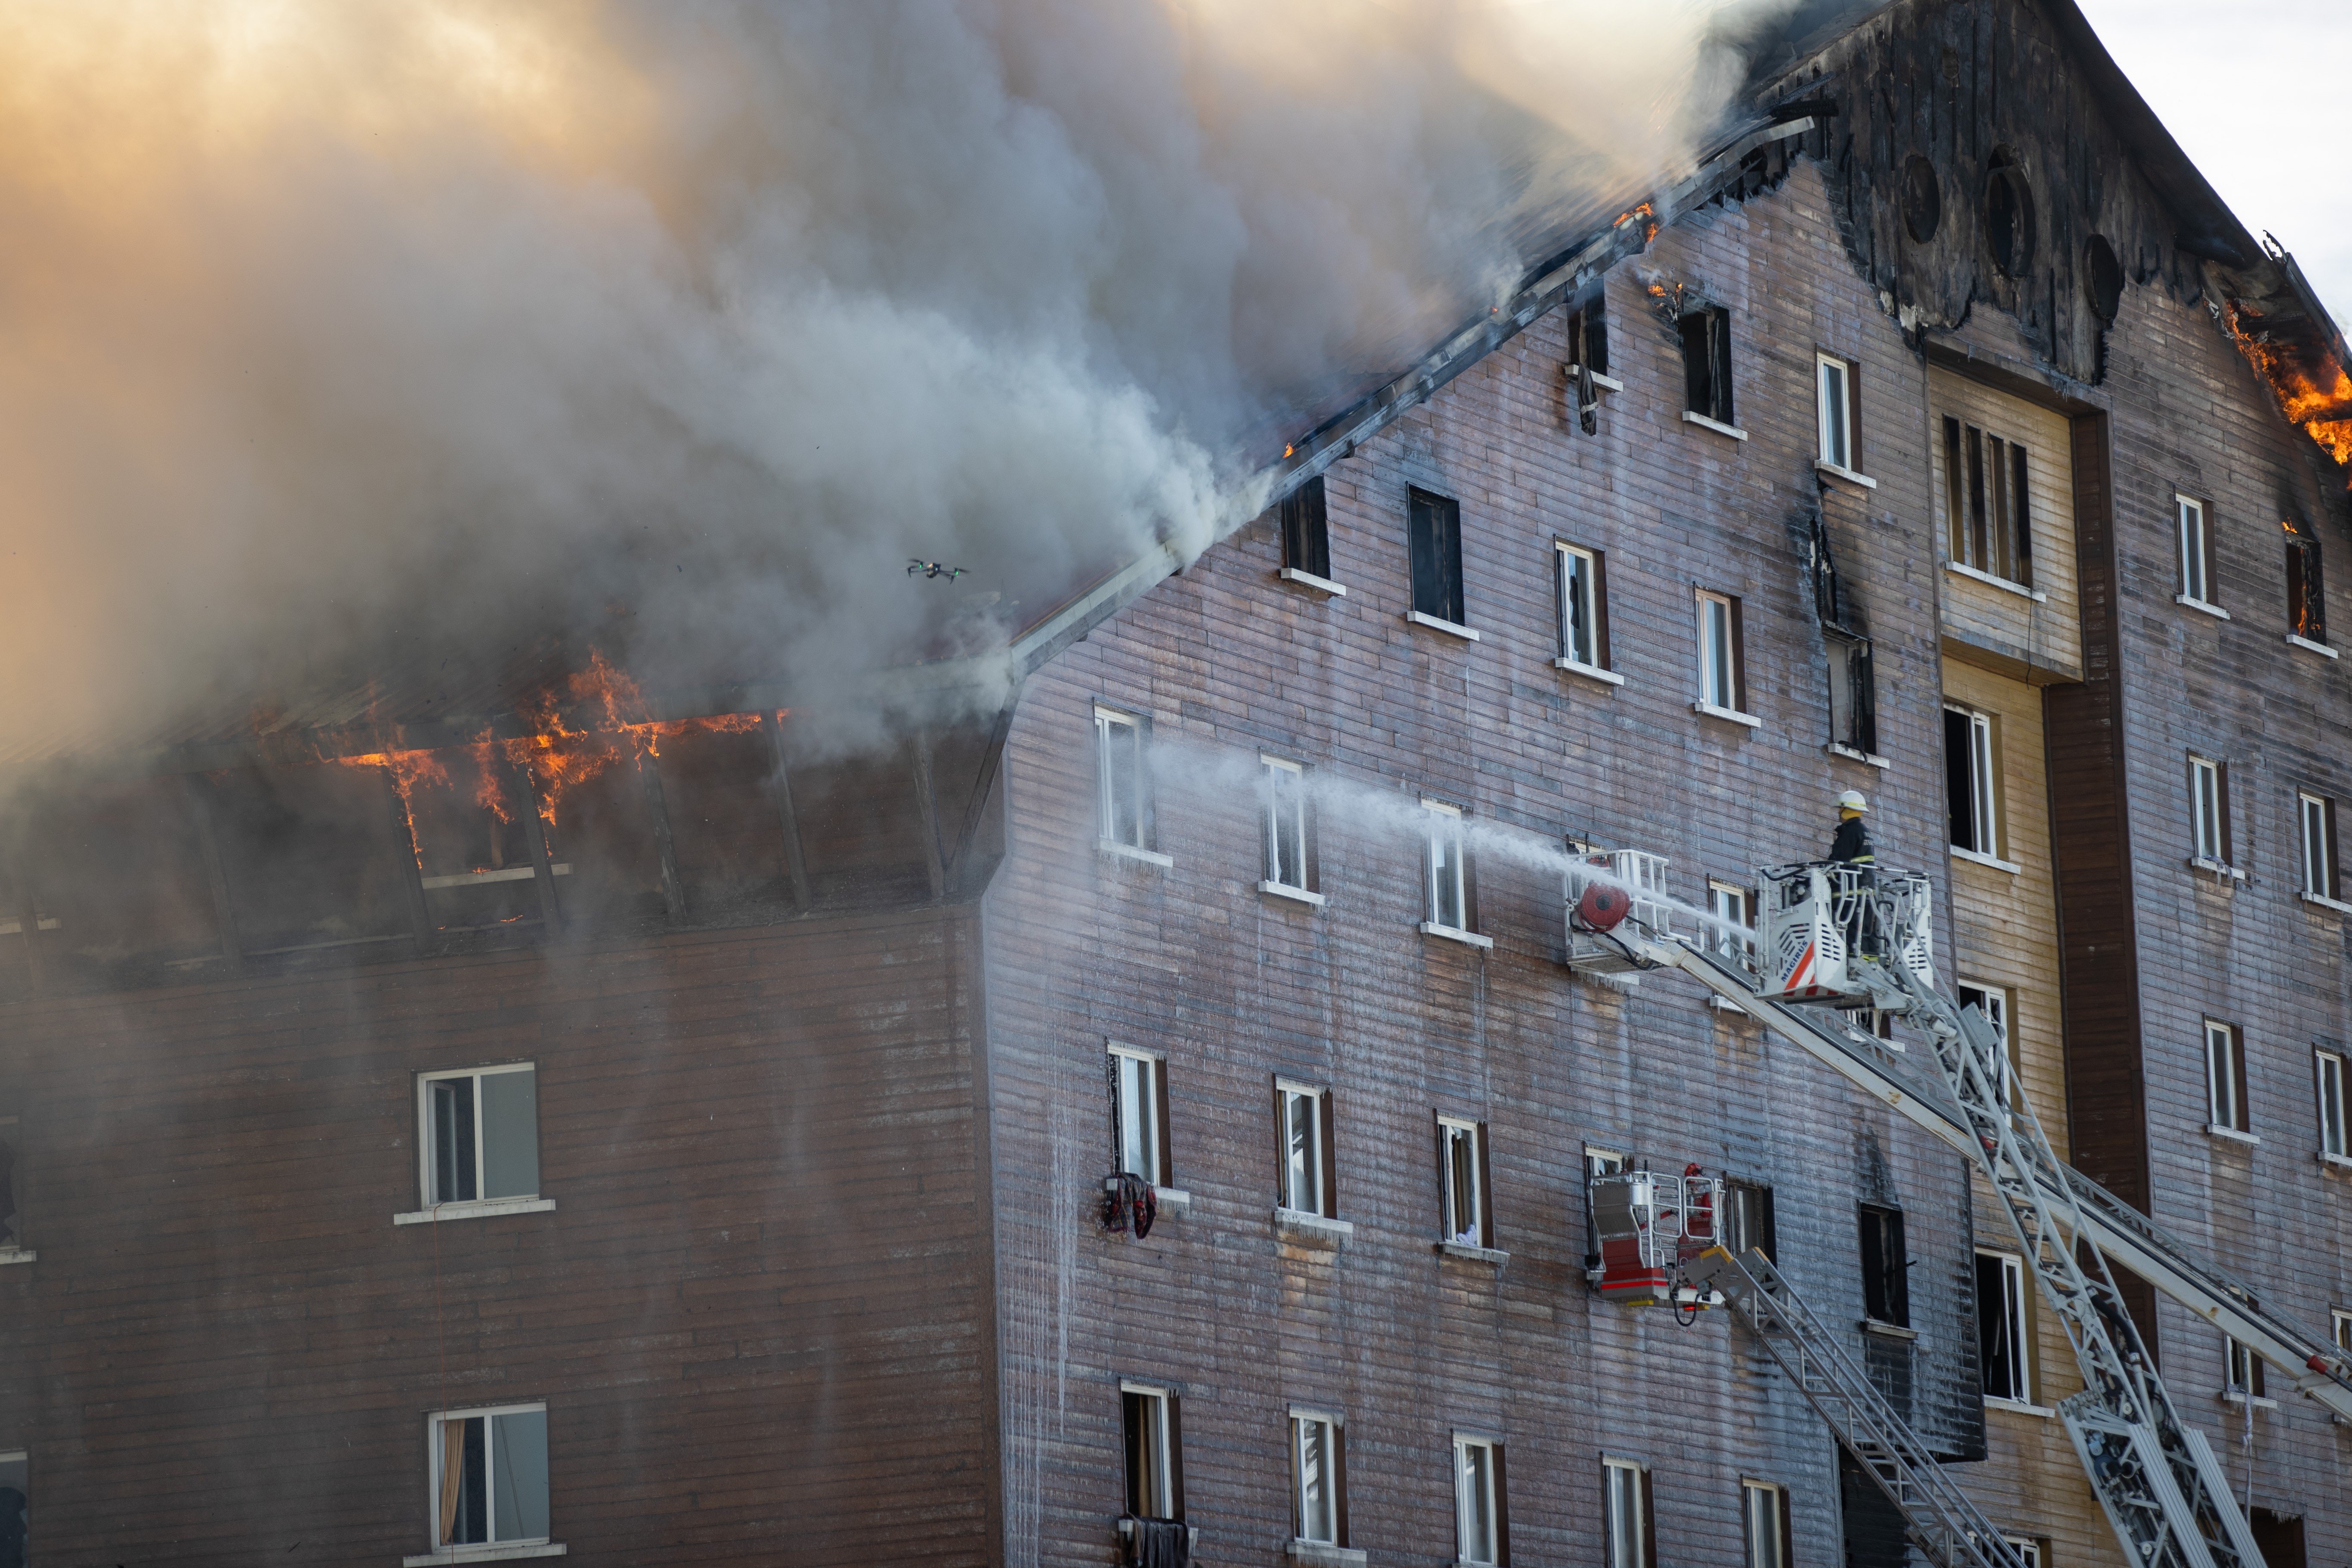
1706, 879, 1752, 959
1439, 1116, 1485, 1246
1262, 756, 1310, 894
1455, 1435, 1502, 1567
1277, 1079, 1329, 1219
2331, 1308, 2352, 1354
1095, 706, 1152, 854
2205, 1020, 2245, 1134
1742, 1479, 1788, 1568
1978, 1249, 2033, 1404
2224, 1334, 2261, 1396
1697, 591, 1742, 715
1603, 1456, 1650, 1568
1109, 1044, 1166, 1187
415, 1063, 539, 1212
2178, 494, 2213, 606
2190, 756, 2225, 864
1816, 353, 1855, 472
2005, 1537, 2044, 1568
423, 1401, 551, 1554
2299, 791, 2337, 900
2317, 1049, 2347, 1161
1948, 705, 2000, 859
1423, 798, 1470, 936
1557, 542, 1607, 675
1957, 982, 2014, 1111
1290, 1409, 1341, 1547
1120, 1381, 1177, 1521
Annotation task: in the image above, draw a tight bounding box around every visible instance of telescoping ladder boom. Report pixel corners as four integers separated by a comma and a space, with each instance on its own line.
1566, 859, 2343, 1568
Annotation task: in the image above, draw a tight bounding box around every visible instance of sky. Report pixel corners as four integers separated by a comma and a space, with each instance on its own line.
2075, 0, 2352, 326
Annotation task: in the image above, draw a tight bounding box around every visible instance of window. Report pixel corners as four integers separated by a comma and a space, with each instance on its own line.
1281, 476, 1332, 582
1109, 1045, 1169, 1187
2205, 1020, 2248, 1134
2224, 1335, 2266, 1399
1680, 306, 1735, 428
0, 1450, 21, 1568
1858, 1204, 1909, 1327
1706, 880, 1753, 959
2331, 1308, 2351, 1354
1455, 1437, 1506, 1566
1408, 487, 1466, 627
2005, 1537, 2045, 1568
1743, 1480, 1791, 1568
1438, 1116, 1491, 1247
428, 1403, 550, 1551
2286, 519, 2325, 643
1583, 1147, 1625, 1271
1942, 417, 2033, 586
1825, 629, 1877, 756
1556, 543, 1611, 672
1945, 706, 2000, 858
2298, 791, 2339, 900
1121, 1384, 1182, 1521
1957, 982, 2014, 1112
1424, 799, 1472, 935
2317, 1049, 2346, 1160
1276, 1081, 1335, 1219
418, 1064, 539, 1208
2178, 495, 2215, 606
2189, 756, 2230, 865
1095, 706, 1153, 853
1723, 1180, 1776, 1262
1817, 354, 1859, 470
1262, 757, 1312, 894
1697, 591, 1746, 714
1602, 1457, 1653, 1568
1976, 1250, 2032, 1403
1567, 298, 1609, 380
1291, 1411, 1345, 1548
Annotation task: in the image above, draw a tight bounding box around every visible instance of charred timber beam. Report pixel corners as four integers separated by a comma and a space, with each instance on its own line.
945, 704, 1014, 893
508, 756, 564, 933
636, 751, 687, 923
180, 774, 246, 977
7, 859, 43, 997
382, 771, 435, 949
911, 732, 946, 903
759, 713, 811, 914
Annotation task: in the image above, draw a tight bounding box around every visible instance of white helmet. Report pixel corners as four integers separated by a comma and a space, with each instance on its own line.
1837, 790, 1869, 813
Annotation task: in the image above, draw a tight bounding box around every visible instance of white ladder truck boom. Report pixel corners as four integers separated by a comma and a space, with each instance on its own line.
1564, 855, 2346, 1568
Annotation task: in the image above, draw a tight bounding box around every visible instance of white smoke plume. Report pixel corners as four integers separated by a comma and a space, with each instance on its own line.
0, 0, 1792, 762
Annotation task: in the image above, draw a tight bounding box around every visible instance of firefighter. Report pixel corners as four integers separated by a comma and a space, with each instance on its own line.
1827, 790, 1878, 957
1828, 790, 1875, 864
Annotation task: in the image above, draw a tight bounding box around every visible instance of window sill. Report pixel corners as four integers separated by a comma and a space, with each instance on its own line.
2319, 1152, 2352, 1173
2188, 857, 2246, 881
1554, 657, 1625, 687
1983, 1396, 2057, 1418
394, 1198, 556, 1227
1259, 880, 1327, 908
1816, 460, 1880, 490
1420, 922, 1494, 950
1826, 743, 1891, 769
1683, 411, 1749, 441
1951, 846, 2024, 875
2205, 1123, 2259, 1147
1404, 610, 1480, 642
1860, 1319, 1919, 1341
1570, 367, 1625, 393
1945, 560, 2047, 602
0, 917, 58, 934
1117, 1519, 1198, 1550
0, 1249, 35, 1266
403, 1544, 567, 1566
1273, 1208, 1354, 1243
1692, 701, 1762, 729
1436, 1240, 1509, 1266
420, 862, 573, 891
1286, 1542, 1367, 1568
2176, 594, 2231, 620
2300, 891, 2352, 915
1278, 567, 1348, 598
1099, 839, 1174, 868
1102, 1178, 1192, 1213
2286, 633, 2338, 659
2220, 1390, 2281, 1411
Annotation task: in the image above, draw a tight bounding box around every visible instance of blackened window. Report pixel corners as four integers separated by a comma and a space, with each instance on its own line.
1567, 299, 1610, 379
1827, 630, 1877, 755
1282, 477, 1332, 583
1680, 307, 1734, 427
1858, 1204, 1908, 1326
1408, 488, 1465, 626
2287, 520, 2325, 643
1723, 1180, 1776, 1262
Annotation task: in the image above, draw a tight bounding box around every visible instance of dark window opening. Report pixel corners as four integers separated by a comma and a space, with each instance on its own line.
2084, 234, 2124, 322
1827, 632, 1877, 756
2250, 1509, 2307, 1568
1566, 299, 1609, 379
1976, 1252, 2028, 1401
1723, 1180, 1776, 1262
1680, 307, 1735, 427
2287, 520, 2325, 643
1281, 478, 1331, 582
1943, 417, 2031, 585
1121, 1387, 1184, 1523
1900, 156, 1941, 244
1858, 1203, 1909, 1327
1408, 488, 1465, 626
1985, 160, 2036, 277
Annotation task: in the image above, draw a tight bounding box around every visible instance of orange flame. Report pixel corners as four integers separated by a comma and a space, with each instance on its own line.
332, 747, 450, 870
2223, 302, 2352, 475
501, 651, 766, 826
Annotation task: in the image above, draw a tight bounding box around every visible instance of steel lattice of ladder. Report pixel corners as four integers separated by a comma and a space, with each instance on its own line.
1686, 1243, 2024, 1568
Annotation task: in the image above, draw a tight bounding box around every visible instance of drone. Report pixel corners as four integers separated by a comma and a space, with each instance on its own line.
908, 560, 969, 581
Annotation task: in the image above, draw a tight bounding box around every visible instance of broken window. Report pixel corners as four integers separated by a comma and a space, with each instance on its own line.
2317, 1050, 2346, 1161
1291, 1410, 1344, 1548
1857, 1203, 1908, 1327
1108, 1045, 1170, 1188
2224, 1334, 2266, 1399
1742, 1480, 1790, 1568
1276, 1080, 1335, 1219
0, 1450, 21, 1568
1602, 1456, 1652, 1568
1977, 1250, 2032, 1403
1680, 307, 1735, 428
2205, 1020, 2248, 1134
1121, 1384, 1182, 1522
1281, 476, 1332, 583
1555, 542, 1610, 673
1945, 706, 2000, 858
1094, 706, 1154, 854
1956, 982, 2015, 1112
2333, 1308, 2352, 1355
1438, 1116, 1490, 1248
1816, 354, 1859, 471
1408, 487, 1467, 627
1582, 1147, 1625, 1273
1262, 757, 1312, 894
1984, 161, 2036, 278
2286, 519, 2325, 643
2188, 755, 2230, 865
2299, 792, 2339, 901
1942, 417, 2032, 586
1826, 631, 1877, 756
1455, 1437, 1506, 1567
419, 1065, 539, 1208
1722, 1180, 1775, 1263
1697, 591, 1746, 714
430, 1404, 550, 1551
2177, 495, 2216, 606
1566, 298, 1609, 380
1422, 799, 1473, 935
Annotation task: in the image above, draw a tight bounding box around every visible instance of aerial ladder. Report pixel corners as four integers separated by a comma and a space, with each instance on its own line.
1567, 855, 2352, 1568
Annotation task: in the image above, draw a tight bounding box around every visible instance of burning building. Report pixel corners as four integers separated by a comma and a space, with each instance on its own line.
2, 1, 2350, 1566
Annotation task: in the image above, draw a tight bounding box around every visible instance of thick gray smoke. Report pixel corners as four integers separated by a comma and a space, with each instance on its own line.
0, 0, 1791, 763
